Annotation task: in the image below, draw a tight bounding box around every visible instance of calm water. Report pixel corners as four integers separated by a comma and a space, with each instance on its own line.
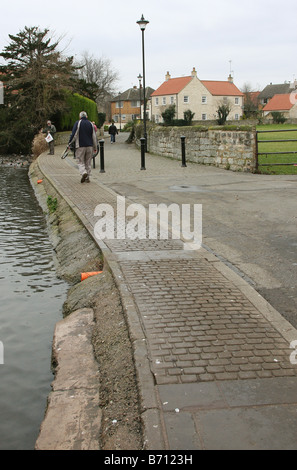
0, 166, 68, 450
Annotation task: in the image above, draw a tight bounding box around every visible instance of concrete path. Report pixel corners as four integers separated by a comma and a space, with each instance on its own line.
35, 133, 297, 450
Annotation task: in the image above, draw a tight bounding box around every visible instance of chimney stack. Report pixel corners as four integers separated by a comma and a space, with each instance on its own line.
228, 74, 233, 83
191, 67, 197, 77
165, 71, 171, 81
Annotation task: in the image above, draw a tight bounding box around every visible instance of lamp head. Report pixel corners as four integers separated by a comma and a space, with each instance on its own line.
137, 14, 149, 30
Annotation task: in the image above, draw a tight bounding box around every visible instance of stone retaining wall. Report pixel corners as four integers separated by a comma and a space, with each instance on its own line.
146, 126, 256, 172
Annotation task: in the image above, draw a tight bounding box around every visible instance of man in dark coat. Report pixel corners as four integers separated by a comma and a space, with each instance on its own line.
108, 122, 118, 143
69, 111, 97, 183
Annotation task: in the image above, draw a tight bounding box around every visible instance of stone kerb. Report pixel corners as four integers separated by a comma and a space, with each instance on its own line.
145, 126, 256, 172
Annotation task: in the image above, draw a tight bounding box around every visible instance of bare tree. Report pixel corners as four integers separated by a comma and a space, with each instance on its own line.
241, 82, 259, 118
75, 51, 118, 112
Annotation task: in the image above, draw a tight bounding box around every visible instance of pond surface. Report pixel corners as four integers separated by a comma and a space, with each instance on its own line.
0, 166, 68, 450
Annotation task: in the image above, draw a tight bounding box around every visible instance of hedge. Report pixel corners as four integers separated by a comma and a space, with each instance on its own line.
57, 92, 98, 130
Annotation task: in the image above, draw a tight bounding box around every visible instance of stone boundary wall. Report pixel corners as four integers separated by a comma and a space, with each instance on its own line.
145, 126, 256, 172
55, 129, 104, 146
55, 131, 71, 146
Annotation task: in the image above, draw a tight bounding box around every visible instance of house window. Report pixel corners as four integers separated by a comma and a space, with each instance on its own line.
155, 97, 159, 105
116, 101, 123, 109
235, 97, 239, 105
131, 100, 140, 107
235, 114, 239, 120
202, 113, 207, 120
170, 96, 174, 104
162, 97, 166, 105
184, 96, 189, 103
202, 96, 207, 104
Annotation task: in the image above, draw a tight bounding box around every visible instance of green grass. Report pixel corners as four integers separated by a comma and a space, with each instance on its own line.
47, 195, 58, 213
256, 124, 297, 174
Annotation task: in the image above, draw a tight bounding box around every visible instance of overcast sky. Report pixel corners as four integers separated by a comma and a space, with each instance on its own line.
1, 0, 296, 94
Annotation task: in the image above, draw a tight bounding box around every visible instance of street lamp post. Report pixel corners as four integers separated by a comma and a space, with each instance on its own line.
137, 73, 142, 120
118, 92, 122, 131
137, 14, 149, 152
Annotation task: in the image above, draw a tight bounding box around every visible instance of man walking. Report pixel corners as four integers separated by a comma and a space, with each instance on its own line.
108, 121, 118, 144
69, 111, 97, 183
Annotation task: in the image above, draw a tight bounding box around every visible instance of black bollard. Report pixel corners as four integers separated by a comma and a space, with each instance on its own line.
93, 142, 99, 169
181, 135, 187, 167
140, 137, 146, 170
99, 139, 105, 173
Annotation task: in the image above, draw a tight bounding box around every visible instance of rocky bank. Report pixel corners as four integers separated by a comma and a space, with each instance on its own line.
0, 154, 32, 168
29, 159, 143, 450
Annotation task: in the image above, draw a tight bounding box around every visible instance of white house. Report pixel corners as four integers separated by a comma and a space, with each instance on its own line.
151, 67, 244, 123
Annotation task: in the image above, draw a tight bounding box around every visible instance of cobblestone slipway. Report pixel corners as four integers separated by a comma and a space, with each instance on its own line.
34, 133, 297, 450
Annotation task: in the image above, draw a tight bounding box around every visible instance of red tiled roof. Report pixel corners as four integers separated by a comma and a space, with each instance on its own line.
152, 76, 244, 97
262, 94, 294, 111
151, 76, 193, 96
201, 81, 244, 96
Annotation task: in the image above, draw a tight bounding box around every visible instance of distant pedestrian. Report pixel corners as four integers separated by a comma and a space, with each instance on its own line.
68, 111, 97, 183
43, 120, 56, 155
108, 122, 118, 143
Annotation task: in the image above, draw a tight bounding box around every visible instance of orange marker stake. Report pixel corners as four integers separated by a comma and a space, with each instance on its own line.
81, 271, 103, 281
37, 179, 43, 184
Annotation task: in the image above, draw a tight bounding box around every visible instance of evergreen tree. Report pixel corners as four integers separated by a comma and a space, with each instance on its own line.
184, 109, 195, 125
162, 105, 176, 126
0, 26, 76, 153
217, 103, 232, 125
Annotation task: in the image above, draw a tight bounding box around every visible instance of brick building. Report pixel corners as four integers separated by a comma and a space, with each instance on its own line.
110, 86, 154, 126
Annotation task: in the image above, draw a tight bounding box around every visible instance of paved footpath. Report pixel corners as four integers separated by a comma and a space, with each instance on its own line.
36, 134, 297, 450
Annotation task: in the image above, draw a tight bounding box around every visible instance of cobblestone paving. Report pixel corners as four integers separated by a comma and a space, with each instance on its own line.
38, 150, 297, 386
121, 256, 296, 384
